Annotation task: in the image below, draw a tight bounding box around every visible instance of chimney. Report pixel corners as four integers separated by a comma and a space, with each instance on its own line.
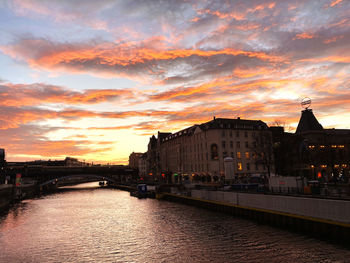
237, 117, 240, 120
213, 116, 216, 120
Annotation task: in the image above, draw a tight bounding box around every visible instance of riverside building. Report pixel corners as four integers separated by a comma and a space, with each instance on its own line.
147, 117, 274, 182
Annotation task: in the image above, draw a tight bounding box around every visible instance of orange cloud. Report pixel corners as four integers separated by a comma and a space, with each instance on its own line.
323, 35, 344, 44
1, 38, 286, 81
330, 0, 343, 7
0, 83, 134, 107
294, 33, 316, 40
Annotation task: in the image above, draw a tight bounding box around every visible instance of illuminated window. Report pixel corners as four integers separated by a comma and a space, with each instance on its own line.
331, 145, 337, 148
321, 165, 327, 168
338, 145, 345, 148
237, 162, 242, 170
245, 152, 250, 159
342, 164, 347, 168
320, 145, 325, 148
310, 165, 314, 168
237, 152, 241, 158
334, 164, 339, 168
308, 145, 315, 149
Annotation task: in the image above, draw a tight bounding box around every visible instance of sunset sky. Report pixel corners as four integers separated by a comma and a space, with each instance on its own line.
0, 0, 349, 164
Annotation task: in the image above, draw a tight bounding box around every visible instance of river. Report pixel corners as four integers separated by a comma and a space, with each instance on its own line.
0, 182, 349, 263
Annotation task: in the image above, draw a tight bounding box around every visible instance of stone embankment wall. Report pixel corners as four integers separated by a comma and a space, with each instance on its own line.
191, 190, 350, 224
0, 185, 13, 212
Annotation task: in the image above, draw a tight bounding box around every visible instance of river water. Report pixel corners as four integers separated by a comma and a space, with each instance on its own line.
0, 182, 349, 263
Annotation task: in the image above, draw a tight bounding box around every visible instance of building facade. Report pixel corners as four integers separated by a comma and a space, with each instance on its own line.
147, 117, 273, 182
272, 108, 350, 182
128, 152, 143, 169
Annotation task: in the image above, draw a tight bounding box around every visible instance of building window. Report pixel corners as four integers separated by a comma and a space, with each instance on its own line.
237, 162, 242, 171
237, 152, 241, 158
247, 163, 250, 170
230, 141, 233, 148
253, 141, 257, 148
222, 130, 225, 137
231, 152, 234, 158
245, 141, 249, 148
229, 131, 232, 137
223, 151, 227, 158
245, 131, 248, 138
211, 144, 219, 160
245, 152, 250, 159
222, 141, 226, 148
236, 131, 240, 137
252, 132, 255, 137
236, 141, 240, 148
255, 163, 258, 170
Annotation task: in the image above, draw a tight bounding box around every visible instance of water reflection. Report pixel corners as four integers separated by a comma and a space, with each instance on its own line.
0, 182, 349, 263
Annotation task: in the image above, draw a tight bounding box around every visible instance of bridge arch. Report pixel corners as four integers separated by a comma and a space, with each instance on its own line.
39, 174, 119, 187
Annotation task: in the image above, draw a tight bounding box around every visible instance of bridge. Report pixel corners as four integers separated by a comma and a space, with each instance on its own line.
5, 165, 138, 186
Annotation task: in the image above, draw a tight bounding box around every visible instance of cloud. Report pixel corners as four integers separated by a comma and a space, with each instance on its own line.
0, 82, 134, 107
1, 37, 286, 84
0, 124, 111, 159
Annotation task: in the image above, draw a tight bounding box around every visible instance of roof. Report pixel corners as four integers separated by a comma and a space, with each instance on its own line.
160, 117, 268, 143
296, 109, 323, 134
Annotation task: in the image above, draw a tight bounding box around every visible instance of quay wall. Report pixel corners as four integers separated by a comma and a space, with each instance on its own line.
0, 185, 13, 212
0, 184, 38, 213
191, 190, 350, 224
162, 190, 350, 241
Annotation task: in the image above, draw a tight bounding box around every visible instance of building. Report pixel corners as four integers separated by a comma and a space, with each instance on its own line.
128, 152, 143, 169
147, 117, 274, 182
138, 153, 147, 178
272, 108, 350, 182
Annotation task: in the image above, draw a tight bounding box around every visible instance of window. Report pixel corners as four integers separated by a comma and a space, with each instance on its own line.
245, 141, 249, 148
222, 130, 225, 137
245, 131, 248, 138
253, 141, 257, 148
230, 141, 233, 148
237, 162, 242, 171
229, 131, 232, 137
237, 152, 241, 158
236, 131, 240, 137
231, 152, 234, 158
247, 163, 250, 170
245, 152, 250, 159
255, 164, 258, 170
236, 141, 240, 148
252, 132, 255, 137
211, 144, 218, 160
222, 141, 226, 148
223, 151, 227, 157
